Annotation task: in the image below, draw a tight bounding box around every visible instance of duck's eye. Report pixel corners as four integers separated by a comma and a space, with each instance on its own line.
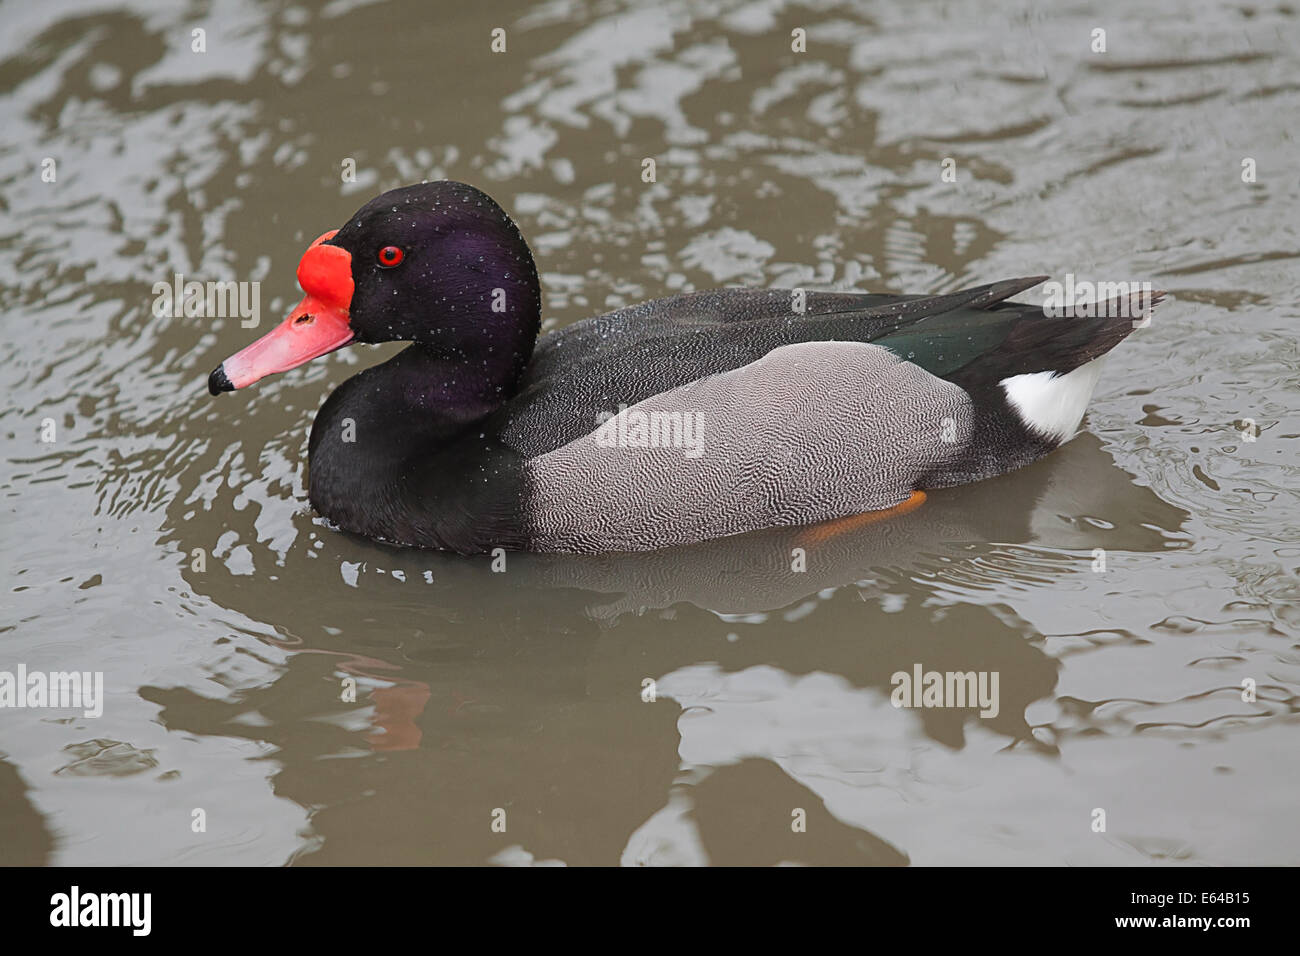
377, 245, 404, 268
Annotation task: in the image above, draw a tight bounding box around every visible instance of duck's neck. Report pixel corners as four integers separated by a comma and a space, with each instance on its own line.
306, 343, 528, 551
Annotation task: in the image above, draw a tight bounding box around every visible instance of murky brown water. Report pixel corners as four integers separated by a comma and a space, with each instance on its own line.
2, 0, 1298, 866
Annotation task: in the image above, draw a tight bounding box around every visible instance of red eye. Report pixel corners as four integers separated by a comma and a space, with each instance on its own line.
377, 245, 404, 267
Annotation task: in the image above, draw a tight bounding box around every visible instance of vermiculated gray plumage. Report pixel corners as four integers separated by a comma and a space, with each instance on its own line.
524, 342, 974, 552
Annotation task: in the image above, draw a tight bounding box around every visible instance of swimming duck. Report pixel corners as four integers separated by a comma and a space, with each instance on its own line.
207, 181, 1161, 554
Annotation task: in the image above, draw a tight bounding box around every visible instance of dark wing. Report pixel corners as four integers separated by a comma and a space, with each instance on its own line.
498, 278, 1046, 458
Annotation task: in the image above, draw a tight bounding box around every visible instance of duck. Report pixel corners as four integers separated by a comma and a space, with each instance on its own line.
207, 180, 1162, 554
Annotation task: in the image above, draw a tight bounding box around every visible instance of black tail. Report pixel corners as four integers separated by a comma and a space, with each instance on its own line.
953, 287, 1166, 386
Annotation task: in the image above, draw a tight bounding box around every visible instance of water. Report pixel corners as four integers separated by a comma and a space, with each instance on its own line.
1, 0, 1297, 866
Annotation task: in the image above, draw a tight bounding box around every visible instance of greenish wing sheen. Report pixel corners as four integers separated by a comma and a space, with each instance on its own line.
873, 309, 1020, 377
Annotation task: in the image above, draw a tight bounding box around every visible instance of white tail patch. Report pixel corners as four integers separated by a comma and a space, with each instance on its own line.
1000, 359, 1104, 443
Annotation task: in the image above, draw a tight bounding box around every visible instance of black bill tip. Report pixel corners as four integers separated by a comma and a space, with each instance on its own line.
208, 364, 234, 395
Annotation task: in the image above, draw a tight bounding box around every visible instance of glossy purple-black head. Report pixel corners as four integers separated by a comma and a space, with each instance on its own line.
208, 181, 541, 395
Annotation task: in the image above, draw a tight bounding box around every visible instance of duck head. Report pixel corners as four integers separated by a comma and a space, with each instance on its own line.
208, 181, 541, 395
